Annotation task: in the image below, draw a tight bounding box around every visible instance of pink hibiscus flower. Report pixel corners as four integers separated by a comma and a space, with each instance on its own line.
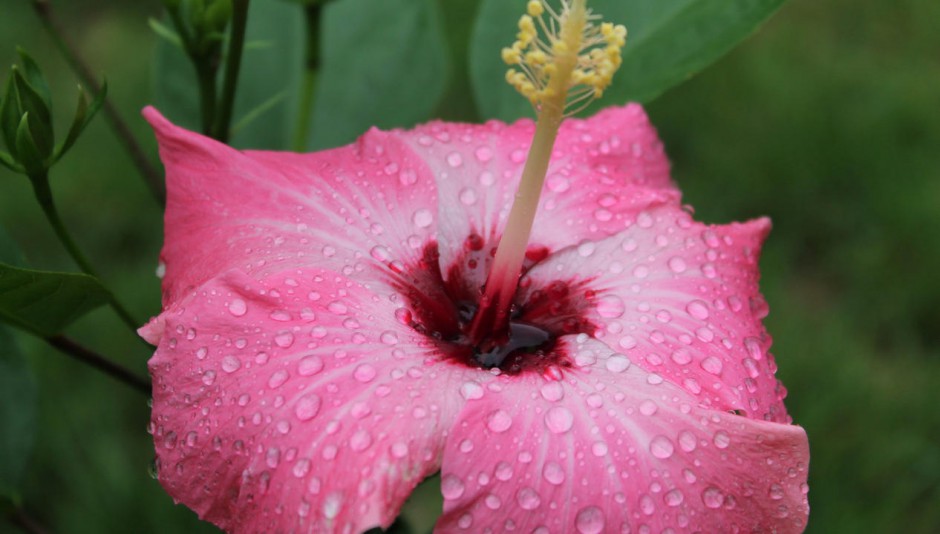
141, 101, 809, 533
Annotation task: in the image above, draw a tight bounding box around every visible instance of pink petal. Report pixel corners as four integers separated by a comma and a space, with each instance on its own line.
394, 104, 677, 290
148, 268, 466, 533
521, 204, 788, 422
144, 107, 441, 308
436, 336, 809, 533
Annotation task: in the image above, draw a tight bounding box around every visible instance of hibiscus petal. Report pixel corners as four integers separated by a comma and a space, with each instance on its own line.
437, 336, 809, 533
147, 268, 467, 533
144, 107, 442, 307
521, 203, 788, 422
394, 104, 678, 290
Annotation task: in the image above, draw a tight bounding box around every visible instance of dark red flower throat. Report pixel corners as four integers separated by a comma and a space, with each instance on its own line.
392, 235, 596, 375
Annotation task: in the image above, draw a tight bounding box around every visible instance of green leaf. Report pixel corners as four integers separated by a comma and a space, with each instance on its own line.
308, 0, 450, 149
0, 262, 110, 337
470, 0, 787, 121
0, 150, 20, 173
0, 324, 38, 501
1, 75, 22, 154
153, 1, 303, 149
149, 17, 184, 48
0, 225, 26, 267
15, 113, 46, 175
56, 81, 107, 162
15, 48, 53, 114
12, 68, 54, 157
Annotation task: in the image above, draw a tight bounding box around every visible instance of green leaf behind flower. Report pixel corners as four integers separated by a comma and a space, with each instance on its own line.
0, 262, 110, 338
470, 0, 787, 121
0, 324, 37, 502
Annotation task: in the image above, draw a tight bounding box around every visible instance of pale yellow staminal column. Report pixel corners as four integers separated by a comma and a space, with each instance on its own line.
469, 0, 627, 344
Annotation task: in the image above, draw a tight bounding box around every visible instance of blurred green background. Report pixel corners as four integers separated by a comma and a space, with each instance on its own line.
1, 0, 938, 532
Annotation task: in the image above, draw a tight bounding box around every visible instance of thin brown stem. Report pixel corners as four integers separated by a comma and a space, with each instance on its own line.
45, 335, 150, 395
29, 0, 166, 206
9, 507, 50, 534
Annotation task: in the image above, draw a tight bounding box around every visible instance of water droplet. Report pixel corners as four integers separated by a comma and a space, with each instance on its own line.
544, 406, 574, 434
632, 265, 650, 279
539, 381, 564, 402
400, 169, 417, 186
353, 364, 377, 383
575, 506, 605, 534
671, 349, 692, 365
270, 310, 291, 322
380, 331, 399, 345
542, 462, 565, 485
546, 174, 570, 193
441, 474, 466, 499
713, 430, 730, 449
412, 209, 433, 228
486, 410, 512, 433
700, 356, 723, 375
221, 355, 241, 373
591, 441, 608, 456
769, 483, 785, 500
667, 257, 687, 273
292, 458, 311, 478
295, 394, 321, 421
370, 245, 392, 261
664, 489, 684, 507
475, 146, 493, 162
350, 429, 373, 451
268, 370, 289, 389
459, 187, 478, 206
516, 487, 541, 510
298, 355, 324, 376
274, 331, 295, 348
328, 300, 348, 314
459, 381, 484, 400
702, 486, 725, 509
201, 370, 216, 385
678, 430, 696, 452
605, 354, 631, 373
639, 399, 658, 416
686, 299, 710, 320
228, 299, 247, 316
195, 346, 208, 360
596, 295, 625, 318
650, 435, 675, 459
446, 152, 463, 168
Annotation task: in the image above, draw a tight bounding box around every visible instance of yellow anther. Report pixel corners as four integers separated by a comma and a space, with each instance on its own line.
502, 0, 626, 114
527, 0, 544, 17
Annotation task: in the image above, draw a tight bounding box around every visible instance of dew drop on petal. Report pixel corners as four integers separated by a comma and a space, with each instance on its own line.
605, 354, 631, 373
664, 489, 684, 507
446, 152, 464, 168
486, 410, 512, 433
539, 381, 564, 402
201, 370, 216, 385
678, 430, 697, 452
349, 429, 373, 451
298, 355, 324, 376
639, 399, 658, 416
412, 209, 434, 228
713, 430, 731, 449
516, 487, 541, 510
274, 331, 295, 348
700, 356, 723, 375
221, 355, 241, 373
596, 295, 626, 318
544, 406, 574, 434
268, 370, 290, 389
702, 487, 725, 509
228, 299, 247, 316
575, 505, 605, 534
667, 257, 687, 273
686, 299, 710, 320
649, 435, 675, 459
542, 462, 565, 485
353, 364, 377, 383
459, 188, 478, 206
441, 474, 466, 500
671, 349, 692, 365
295, 394, 321, 421
459, 381, 484, 400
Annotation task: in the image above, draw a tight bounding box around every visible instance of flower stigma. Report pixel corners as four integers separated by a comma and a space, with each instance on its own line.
466, 0, 627, 363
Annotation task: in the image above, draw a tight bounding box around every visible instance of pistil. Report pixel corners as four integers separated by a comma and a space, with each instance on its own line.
468, 0, 626, 351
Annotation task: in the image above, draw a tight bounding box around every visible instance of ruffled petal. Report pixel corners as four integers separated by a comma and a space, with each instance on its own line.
144, 107, 441, 308
436, 336, 809, 533
147, 268, 466, 533
394, 104, 677, 290
520, 203, 788, 422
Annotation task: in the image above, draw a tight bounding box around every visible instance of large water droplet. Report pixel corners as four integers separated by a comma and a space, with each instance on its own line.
605, 354, 631, 373
441, 474, 466, 500
353, 364, 377, 383
544, 406, 574, 434
649, 435, 675, 459
542, 462, 565, 485
459, 381, 484, 400
686, 299, 710, 320
221, 355, 241, 373
486, 410, 512, 433
228, 299, 247, 316
664, 489, 684, 507
295, 394, 321, 421
596, 295, 626, 318
516, 487, 541, 510
350, 429, 373, 451
667, 256, 687, 273
575, 506, 605, 534
702, 486, 725, 509
298, 355, 324, 376
274, 331, 295, 348
412, 209, 434, 228
268, 370, 290, 389
700, 356, 723, 375
713, 430, 731, 449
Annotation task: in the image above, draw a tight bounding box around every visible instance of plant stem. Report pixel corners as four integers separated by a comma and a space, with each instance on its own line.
9, 506, 50, 534
29, 0, 166, 206
212, 0, 250, 142
46, 335, 150, 394
30, 174, 141, 334
291, 2, 323, 151
195, 64, 218, 136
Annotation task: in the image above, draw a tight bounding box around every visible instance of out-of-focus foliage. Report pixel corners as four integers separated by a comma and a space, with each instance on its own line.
0, 0, 938, 532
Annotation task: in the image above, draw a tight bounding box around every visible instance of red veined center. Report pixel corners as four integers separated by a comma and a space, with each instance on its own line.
392, 235, 597, 375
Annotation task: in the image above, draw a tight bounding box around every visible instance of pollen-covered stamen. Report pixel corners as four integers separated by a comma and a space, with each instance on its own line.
469, 0, 625, 352
502, 0, 627, 115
